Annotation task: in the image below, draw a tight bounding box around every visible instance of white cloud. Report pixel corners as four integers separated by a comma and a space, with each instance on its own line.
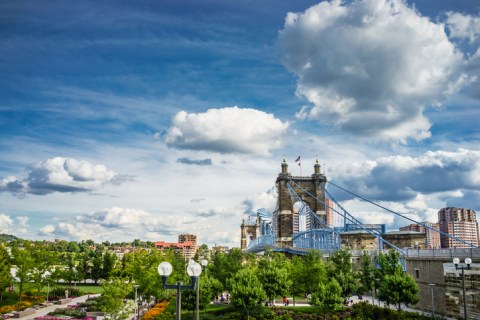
0, 213, 29, 235
330, 148, 480, 204
39, 224, 55, 235
446, 12, 480, 43
165, 107, 289, 155
278, 0, 469, 142
0, 157, 130, 196
0, 213, 14, 233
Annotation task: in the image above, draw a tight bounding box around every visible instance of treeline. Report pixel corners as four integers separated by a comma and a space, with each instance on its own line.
0, 238, 419, 318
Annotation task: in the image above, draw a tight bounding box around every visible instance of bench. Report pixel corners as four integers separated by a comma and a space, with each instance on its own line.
11, 308, 36, 318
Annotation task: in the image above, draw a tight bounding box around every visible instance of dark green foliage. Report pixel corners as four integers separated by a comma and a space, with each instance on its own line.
0, 245, 12, 302
181, 274, 223, 312
328, 250, 357, 298
357, 251, 374, 296
309, 278, 343, 318
378, 271, 420, 311
228, 267, 267, 315
210, 248, 244, 290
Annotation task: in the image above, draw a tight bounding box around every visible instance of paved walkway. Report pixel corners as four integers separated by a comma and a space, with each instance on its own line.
15, 294, 101, 320
281, 294, 454, 319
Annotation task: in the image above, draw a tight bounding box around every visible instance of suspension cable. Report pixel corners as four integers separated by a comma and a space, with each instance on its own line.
327, 180, 478, 248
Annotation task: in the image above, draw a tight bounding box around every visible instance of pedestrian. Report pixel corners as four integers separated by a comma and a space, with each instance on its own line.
286, 299, 290, 306
282, 296, 286, 306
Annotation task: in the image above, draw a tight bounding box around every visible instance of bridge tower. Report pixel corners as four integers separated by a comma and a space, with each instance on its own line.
240, 217, 260, 251
275, 158, 327, 247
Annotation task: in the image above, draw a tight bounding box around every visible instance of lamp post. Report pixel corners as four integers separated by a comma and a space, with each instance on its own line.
197, 259, 208, 320
453, 257, 472, 320
133, 284, 140, 320
158, 261, 202, 320
374, 278, 380, 307
43, 271, 51, 303
428, 283, 435, 319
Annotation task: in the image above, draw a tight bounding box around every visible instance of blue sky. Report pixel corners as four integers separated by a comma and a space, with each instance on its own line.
1, 0, 480, 246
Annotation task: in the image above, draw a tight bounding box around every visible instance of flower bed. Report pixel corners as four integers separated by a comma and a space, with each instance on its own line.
141, 300, 169, 320
0, 301, 33, 314
34, 316, 94, 320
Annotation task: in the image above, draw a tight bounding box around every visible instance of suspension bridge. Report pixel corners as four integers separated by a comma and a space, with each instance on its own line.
241, 159, 479, 258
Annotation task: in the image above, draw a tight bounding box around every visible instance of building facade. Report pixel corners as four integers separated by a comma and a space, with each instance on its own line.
399, 222, 441, 249
155, 240, 196, 259
438, 207, 480, 248
382, 230, 426, 249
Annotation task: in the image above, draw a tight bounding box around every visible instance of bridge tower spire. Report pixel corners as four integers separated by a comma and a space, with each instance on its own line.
275, 158, 328, 248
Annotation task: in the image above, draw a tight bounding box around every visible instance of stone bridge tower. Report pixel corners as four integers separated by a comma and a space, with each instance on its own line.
240, 218, 260, 251
275, 158, 327, 247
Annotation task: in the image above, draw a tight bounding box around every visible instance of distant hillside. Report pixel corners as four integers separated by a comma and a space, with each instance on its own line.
0, 234, 19, 242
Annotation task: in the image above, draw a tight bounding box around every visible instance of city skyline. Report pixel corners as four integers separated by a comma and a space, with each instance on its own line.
1, 0, 480, 247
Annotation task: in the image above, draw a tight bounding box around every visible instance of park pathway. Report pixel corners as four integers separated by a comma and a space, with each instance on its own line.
17, 294, 101, 320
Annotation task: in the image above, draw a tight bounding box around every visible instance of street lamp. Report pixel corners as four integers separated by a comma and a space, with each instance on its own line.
196, 259, 208, 320
453, 257, 472, 320
200, 259, 208, 274
133, 284, 140, 320
43, 271, 51, 303
158, 261, 202, 320
428, 283, 436, 318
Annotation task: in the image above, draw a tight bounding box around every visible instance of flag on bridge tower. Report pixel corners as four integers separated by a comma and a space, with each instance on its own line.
295, 156, 302, 175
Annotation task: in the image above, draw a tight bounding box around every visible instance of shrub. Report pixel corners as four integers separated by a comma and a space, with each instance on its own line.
142, 300, 170, 320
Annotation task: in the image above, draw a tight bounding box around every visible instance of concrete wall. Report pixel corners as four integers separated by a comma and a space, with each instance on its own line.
406, 257, 480, 319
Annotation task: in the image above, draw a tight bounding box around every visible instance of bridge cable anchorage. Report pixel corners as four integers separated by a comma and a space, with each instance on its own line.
287, 178, 407, 256
286, 183, 341, 252
327, 180, 479, 249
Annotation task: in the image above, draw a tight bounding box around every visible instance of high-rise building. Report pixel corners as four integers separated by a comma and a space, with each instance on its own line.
438, 207, 480, 248
155, 241, 196, 259
424, 222, 441, 249
178, 234, 197, 255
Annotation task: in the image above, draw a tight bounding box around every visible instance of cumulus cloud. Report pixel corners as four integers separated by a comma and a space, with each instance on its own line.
165, 107, 289, 154
0, 213, 14, 233
39, 207, 193, 241
241, 187, 277, 216
0, 157, 130, 196
446, 12, 480, 43
0, 213, 28, 235
330, 148, 480, 204
278, 0, 471, 142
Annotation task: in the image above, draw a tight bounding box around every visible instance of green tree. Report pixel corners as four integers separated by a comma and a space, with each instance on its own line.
100, 278, 133, 320
309, 278, 343, 320
291, 251, 327, 296
102, 252, 116, 280
328, 249, 357, 298
62, 254, 78, 286
11, 244, 35, 300
29, 246, 56, 296
76, 253, 91, 283
0, 245, 12, 302
210, 248, 244, 290
378, 270, 419, 311
229, 268, 267, 319
91, 252, 103, 284
357, 251, 374, 296
257, 253, 291, 303
181, 274, 223, 312
375, 250, 404, 280
131, 250, 166, 301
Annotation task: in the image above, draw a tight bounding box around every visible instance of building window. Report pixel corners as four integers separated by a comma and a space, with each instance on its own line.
415, 269, 420, 279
